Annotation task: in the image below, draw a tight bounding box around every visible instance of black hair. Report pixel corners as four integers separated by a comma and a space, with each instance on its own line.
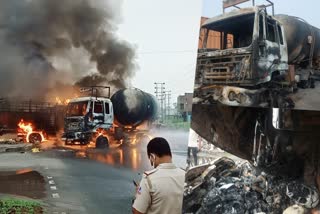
147, 137, 172, 157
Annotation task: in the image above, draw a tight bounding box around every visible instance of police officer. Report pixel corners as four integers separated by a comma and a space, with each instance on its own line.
132, 137, 185, 214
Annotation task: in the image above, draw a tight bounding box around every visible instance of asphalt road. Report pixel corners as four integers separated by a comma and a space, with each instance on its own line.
0, 129, 188, 214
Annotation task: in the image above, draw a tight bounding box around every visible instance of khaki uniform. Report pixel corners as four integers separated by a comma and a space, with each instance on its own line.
133, 163, 185, 214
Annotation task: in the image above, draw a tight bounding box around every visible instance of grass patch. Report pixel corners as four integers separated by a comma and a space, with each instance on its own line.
0, 198, 43, 214
165, 121, 190, 130
162, 116, 190, 131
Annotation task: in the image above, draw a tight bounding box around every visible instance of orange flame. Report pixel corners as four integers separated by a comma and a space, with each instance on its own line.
55, 97, 70, 105
97, 129, 104, 136
131, 136, 137, 145
97, 128, 108, 137
18, 119, 33, 133
17, 119, 45, 143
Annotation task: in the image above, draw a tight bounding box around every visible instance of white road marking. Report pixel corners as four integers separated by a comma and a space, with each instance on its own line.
52, 193, 60, 198
50, 186, 57, 190
47, 176, 61, 200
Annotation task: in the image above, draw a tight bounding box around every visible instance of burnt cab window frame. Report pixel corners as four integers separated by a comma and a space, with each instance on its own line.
266, 16, 278, 43
93, 101, 104, 114
105, 102, 110, 114
277, 24, 284, 45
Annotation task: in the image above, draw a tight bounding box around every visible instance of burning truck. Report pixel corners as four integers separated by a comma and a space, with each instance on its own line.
0, 98, 65, 144
62, 87, 158, 148
194, 0, 320, 109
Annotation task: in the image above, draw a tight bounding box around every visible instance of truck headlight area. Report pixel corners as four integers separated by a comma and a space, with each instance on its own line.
228, 91, 248, 104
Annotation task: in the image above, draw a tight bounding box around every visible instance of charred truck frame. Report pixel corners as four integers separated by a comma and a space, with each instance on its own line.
0, 99, 65, 143
195, 0, 320, 108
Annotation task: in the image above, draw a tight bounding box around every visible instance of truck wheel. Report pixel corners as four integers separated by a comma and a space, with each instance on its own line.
28, 133, 42, 144
96, 136, 109, 149
310, 79, 315, 88
299, 80, 310, 89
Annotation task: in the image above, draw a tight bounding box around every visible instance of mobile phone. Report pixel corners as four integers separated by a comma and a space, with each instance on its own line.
133, 179, 138, 187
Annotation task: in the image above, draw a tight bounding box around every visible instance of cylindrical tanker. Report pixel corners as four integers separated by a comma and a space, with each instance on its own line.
111, 88, 158, 127
275, 14, 320, 67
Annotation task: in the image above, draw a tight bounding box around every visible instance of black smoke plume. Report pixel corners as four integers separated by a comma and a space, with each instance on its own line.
0, 0, 136, 99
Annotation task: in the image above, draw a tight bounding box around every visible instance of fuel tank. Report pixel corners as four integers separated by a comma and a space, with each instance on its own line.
275, 14, 320, 67
111, 88, 158, 127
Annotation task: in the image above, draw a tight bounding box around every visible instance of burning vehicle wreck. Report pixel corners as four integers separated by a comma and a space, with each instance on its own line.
17, 119, 46, 144
0, 98, 65, 144
0, 86, 157, 149
183, 104, 320, 213
195, 1, 320, 110
62, 87, 158, 148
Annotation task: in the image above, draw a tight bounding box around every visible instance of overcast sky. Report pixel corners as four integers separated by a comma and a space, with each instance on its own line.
202, 0, 320, 27
117, 1, 202, 106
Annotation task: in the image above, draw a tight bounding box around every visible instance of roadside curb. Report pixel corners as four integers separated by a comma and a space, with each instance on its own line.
0, 143, 33, 153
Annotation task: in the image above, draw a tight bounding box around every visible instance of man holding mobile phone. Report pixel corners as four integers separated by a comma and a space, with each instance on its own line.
132, 137, 185, 214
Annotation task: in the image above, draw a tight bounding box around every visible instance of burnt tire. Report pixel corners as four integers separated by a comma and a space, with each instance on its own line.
28, 133, 42, 144
96, 136, 109, 149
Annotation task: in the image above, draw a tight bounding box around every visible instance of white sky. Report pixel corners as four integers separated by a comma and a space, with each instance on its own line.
117, 0, 202, 106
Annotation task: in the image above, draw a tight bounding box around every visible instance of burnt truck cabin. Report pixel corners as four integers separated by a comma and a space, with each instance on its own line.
198, 7, 288, 87
201, 12, 255, 50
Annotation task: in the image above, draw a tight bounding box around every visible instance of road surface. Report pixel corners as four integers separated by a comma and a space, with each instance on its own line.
0, 129, 188, 214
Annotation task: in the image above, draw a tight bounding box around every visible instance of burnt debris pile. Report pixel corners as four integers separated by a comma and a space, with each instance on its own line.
183, 157, 319, 214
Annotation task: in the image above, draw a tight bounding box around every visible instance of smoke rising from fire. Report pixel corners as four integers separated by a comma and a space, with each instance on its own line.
0, 0, 136, 99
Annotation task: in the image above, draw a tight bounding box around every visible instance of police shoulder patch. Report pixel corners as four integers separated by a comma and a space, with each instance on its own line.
137, 186, 142, 194
143, 168, 158, 176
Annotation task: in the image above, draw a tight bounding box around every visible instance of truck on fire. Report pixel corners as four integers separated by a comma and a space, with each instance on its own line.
62, 87, 158, 148
195, 0, 320, 108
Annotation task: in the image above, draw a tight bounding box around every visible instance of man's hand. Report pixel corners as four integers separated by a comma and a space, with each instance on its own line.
132, 177, 150, 213
133, 180, 140, 194
132, 207, 144, 214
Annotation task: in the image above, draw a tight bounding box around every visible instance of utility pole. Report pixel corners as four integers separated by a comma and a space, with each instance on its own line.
160, 83, 165, 122
154, 83, 160, 100
163, 92, 166, 122
154, 82, 165, 122
165, 91, 171, 120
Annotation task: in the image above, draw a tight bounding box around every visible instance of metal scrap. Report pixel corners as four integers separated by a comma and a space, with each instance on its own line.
183, 157, 320, 214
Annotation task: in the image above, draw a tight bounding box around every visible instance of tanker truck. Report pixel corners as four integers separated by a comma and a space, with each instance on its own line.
61, 87, 158, 148
195, 4, 320, 108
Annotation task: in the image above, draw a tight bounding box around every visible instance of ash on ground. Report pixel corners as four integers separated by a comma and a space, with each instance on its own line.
183, 157, 320, 214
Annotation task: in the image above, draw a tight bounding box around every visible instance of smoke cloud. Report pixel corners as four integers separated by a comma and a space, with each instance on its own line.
0, 0, 136, 99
